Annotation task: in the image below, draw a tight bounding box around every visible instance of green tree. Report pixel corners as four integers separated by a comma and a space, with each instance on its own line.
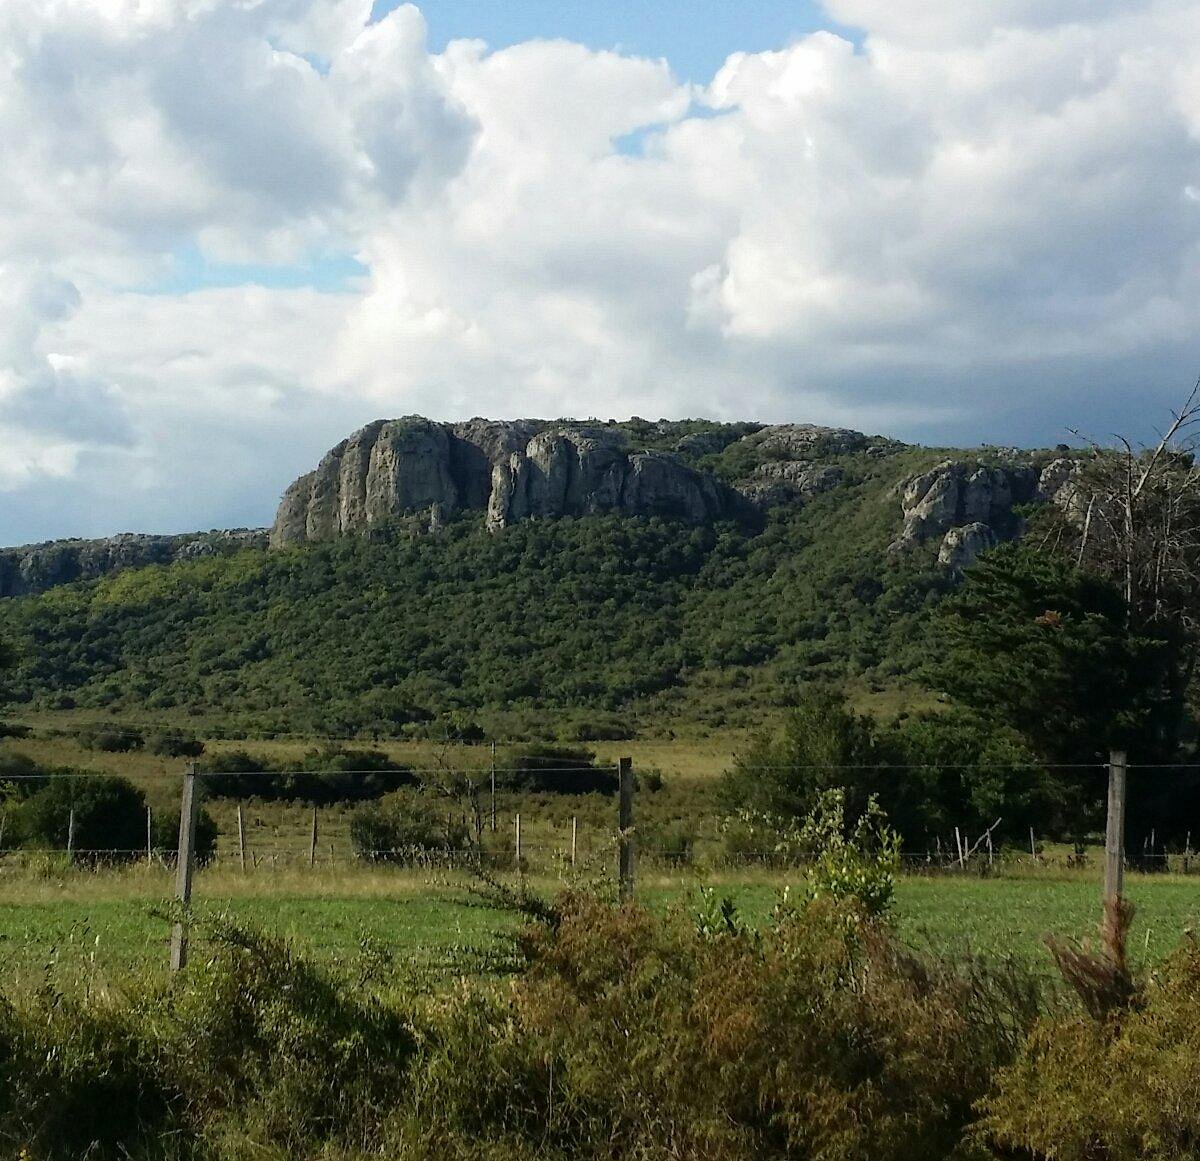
17, 773, 216, 863
720, 688, 889, 821
885, 707, 1052, 841
930, 542, 1155, 765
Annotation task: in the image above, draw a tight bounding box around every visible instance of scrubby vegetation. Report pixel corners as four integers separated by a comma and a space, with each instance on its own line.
0, 440, 957, 738
5, 874, 1199, 1161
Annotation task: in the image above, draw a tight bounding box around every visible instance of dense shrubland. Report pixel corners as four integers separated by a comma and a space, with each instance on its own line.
0, 445, 949, 738
3, 876, 1196, 1160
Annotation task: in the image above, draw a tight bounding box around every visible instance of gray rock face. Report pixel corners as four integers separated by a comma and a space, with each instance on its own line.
735, 461, 845, 507
0, 529, 268, 597
938, 522, 996, 571
890, 457, 1081, 565
273, 418, 751, 545
737, 423, 870, 459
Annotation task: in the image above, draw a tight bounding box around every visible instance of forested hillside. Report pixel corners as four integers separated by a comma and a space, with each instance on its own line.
0, 435, 971, 738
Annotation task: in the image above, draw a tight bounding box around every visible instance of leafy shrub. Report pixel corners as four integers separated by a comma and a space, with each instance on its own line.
78, 726, 144, 753
0, 988, 183, 1159
164, 919, 415, 1152
0, 751, 51, 797
798, 789, 900, 918
148, 729, 205, 758
149, 804, 219, 866
203, 745, 412, 803
350, 793, 473, 863
15, 772, 216, 863
500, 744, 617, 795
983, 932, 1200, 1160
719, 687, 887, 821
0, 919, 415, 1159
396, 891, 1042, 1159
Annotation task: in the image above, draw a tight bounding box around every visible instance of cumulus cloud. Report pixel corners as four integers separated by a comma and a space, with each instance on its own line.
1, 0, 1199, 541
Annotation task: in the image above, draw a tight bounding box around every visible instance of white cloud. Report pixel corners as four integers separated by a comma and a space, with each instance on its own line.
2, 0, 1200, 541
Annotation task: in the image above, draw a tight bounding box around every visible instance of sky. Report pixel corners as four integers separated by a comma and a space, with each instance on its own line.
2, 0, 1200, 543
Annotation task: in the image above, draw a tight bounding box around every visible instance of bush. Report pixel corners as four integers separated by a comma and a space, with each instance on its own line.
350, 793, 473, 863
396, 891, 1042, 1159
0, 751, 51, 797
798, 789, 900, 918
500, 745, 618, 795
203, 745, 412, 803
78, 726, 144, 753
719, 687, 886, 822
983, 933, 1200, 1160
150, 804, 218, 866
149, 729, 205, 758
18, 773, 148, 858
14, 772, 216, 863
0, 919, 414, 1159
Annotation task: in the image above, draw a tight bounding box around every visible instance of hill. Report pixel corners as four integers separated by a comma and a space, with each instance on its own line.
0, 417, 1081, 739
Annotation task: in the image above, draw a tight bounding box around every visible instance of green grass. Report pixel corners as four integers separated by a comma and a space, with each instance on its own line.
3, 863, 1198, 985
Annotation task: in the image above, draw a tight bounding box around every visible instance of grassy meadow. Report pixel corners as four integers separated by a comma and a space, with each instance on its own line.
3, 725, 1199, 986
4, 856, 1200, 983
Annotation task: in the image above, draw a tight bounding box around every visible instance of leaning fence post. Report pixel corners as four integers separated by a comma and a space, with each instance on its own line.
618, 757, 634, 902
170, 762, 201, 973
309, 805, 318, 869
1104, 750, 1128, 903
237, 803, 247, 873
67, 808, 75, 865
1029, 826, 1037, 862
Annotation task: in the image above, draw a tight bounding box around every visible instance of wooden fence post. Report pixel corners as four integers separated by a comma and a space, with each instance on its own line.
1104, 750, 1127, 903
571, 816, 578, 868
490, 741, 497, 833
309, 805, 318, 869
515, 812, 522, 868
146, 805, 153, 864
954, 826, 964, 869
1029, 826, 1037, 862
237, 803, 246, 873
170, 763, 201, 973
67, 808, 75, 865
618, 757, 634, 902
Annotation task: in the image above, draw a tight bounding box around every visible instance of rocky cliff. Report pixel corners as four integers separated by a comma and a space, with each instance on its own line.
0, 416, 1088, 599
889, 457, 1080, 570
270, 417, 754, 546
0, 529, 268, 598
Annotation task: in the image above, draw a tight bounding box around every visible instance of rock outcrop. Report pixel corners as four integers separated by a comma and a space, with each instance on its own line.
0, 529, 268, 598
891, 457, 1081, 569
271, 418, 751, 546
737, 423, 872, 459
735, 461, 844, 507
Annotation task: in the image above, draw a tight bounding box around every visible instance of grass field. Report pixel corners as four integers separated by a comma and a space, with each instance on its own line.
4, 726, 1194, 994
2, 861, 1197, 987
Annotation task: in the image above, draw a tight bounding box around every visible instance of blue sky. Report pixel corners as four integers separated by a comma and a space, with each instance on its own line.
372, 0, 853, 84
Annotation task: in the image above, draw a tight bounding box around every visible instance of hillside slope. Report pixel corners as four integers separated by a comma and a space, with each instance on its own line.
0, 418, 1080, 738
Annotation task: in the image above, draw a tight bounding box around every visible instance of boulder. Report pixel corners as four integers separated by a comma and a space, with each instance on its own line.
938, 522, 996, 571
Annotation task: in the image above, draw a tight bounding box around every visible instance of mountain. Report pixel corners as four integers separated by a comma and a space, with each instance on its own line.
0, 417, 1081, 738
